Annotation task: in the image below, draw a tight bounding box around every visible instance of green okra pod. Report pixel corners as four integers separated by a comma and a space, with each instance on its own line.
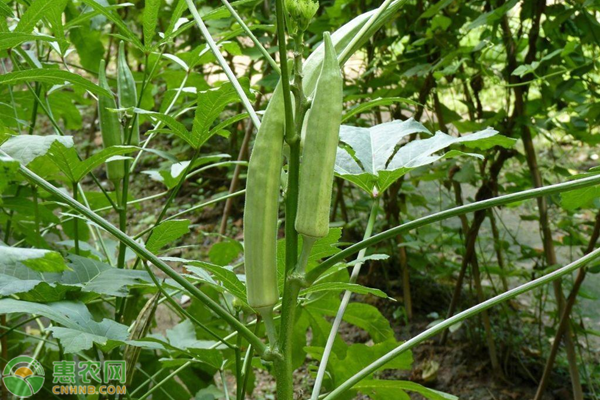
98, 59, 125, 184
243, 84, 286, 312
295, 32, 343, 239
117, 41, 139, 146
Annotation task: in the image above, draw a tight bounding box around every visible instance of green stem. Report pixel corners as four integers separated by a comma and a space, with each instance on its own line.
125, 149, 201, 280
220, 0, 280, 73
157, 149, 201, 224
142, 262, 234, 349
27, 83, 41, 135
137, 361, 192, 400
295, 236, 316, 275
135, 190, 246, 239
10, 158, 267, 356
259, 307, 278, 348
9, 51, 120, 213
274, 0, 294, 144
308, 174, 600, 283
117, 182, 128, 268
311, 198, 378, 399
32, 185, 41, 248
336, 0, 396, 64
239, 323, 257, 398
184, 0, 261, 128
130, 72, 190, 173
275, 237, 315, 400
323, 248, 600, 399
72, 182, 80, 255
235, 332, 243, 400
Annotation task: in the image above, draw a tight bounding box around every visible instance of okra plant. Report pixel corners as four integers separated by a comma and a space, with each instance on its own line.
0, 0, 599, 399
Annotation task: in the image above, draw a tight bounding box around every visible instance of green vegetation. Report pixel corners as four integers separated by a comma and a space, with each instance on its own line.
0, 0, 599, 399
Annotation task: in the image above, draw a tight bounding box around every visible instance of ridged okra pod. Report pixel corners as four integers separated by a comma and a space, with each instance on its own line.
98, 59, 125, 184
243, 84, 286, 312
117, 41, 139, 146
295, 32, 343, 239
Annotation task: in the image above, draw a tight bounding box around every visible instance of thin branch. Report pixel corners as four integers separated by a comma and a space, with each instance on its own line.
308, 174, 600, 283
337, 0, 397, 64
323, 244, 600, 399
8, 156, 267, 356
311, 198, 379, 399
220, 0, 280, 73
184, 0, 261, 128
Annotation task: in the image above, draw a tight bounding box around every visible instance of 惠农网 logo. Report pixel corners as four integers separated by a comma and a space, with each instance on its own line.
2, 355, 45, 398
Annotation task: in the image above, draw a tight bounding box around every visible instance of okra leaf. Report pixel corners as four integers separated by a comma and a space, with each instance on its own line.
354, 380, 458, 400
0, 156, 19, 197
79, 0, 144, 50
335, 122, 505, 195
0, 1, 14, 17
0, 134, 73, 165
0, 254, 152, 300
334, 119, 430, 194
561, 173, 600, 210
136, 109, 194, 147
307, 301, 394, 344
48, 140, 137, 183
146, 220, 190, 254
165, 320, 220, 351
142, 154, 232, 189
342, 97, 420, 122
301, 282, 388, 298
460, 134, 517, 150
191, 82, 252, 149
15, 0, 66, 33
0, 69, 112, 98
0, 33, 66, 51
377, 149, 484, 193
0, 246, 69, 273
306, 337, 413, 390
186, 261, 248, 305
209, 240, 243, 266
0, 299, 129, 353
73, 146, 138, 182
143, 0, 162, 47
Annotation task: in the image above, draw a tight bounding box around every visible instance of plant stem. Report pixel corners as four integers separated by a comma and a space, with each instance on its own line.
117, 182, 128, 268
72, 182, 80, 255
142, 262, 234, 348
308, 173, 600, 283
184, 0, 261, 128
534, 210, 600, 399
337, 0, 396, 64
220, 0, 280, 73
130, 72, 190, 172
11, 158, 267, 356
312, 198, 379, 399
276, 237, 315, 400
32, 185, 41, 248
274, 0, 294, 144
137, 361, 192, 400
259, 307, 278, 348
323, 243, 600, 400
137, 190, 246, 238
